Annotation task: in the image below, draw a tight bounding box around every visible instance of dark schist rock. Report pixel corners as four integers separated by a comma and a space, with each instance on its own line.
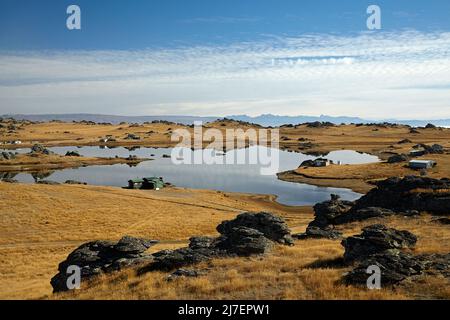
50, 236, 158, 292
293, 194, 350, 240
341, 225, 449, 286
30, 144, 53, 155
293, 226, 342, 240
51, 212, 294, 292
431, 217, 450, 225
216, 226, 273, 256
387, 154, 409, 163
166, 268, 206, 281
65, 151, 81, 157
216, 212, 294, 245
352, 176, 450, 215
341, 224, 417, 263
343, 250, 424, 286
343, 251, 450, 286
146, 212, 292, 272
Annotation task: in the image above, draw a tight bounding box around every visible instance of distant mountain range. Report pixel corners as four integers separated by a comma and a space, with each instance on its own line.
2, 113, 450, 127
228, 114, 450, 127
1, 114, 218, 125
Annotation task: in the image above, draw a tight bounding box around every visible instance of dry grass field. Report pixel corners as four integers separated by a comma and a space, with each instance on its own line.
0, 182, 305, 299
0, 182, 448, 300
57, 214, 450, 300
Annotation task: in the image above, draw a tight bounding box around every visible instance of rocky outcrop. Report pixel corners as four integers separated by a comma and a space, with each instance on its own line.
166, 269, 206, 281
387, 154, 408, 163
216, 212, 294, 245
296, 176, 448, 240
50, 236, 158, 292
411, 143, 444, 155
65, 151, 81, 157
344, 250, 424, 285
64, 180, 87, 185
294, 194, 351, 239
0, 151, 16, 161
341, 224, 449, 286
353, 176, 450, 215
36, 180, 60, 185
30, 144, 52, 155
52, 212, 293, 292
341, 224, 417, 263
305, 121, 335, 128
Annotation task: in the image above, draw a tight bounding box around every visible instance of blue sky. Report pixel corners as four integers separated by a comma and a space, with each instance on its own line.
1, 0, 450, 118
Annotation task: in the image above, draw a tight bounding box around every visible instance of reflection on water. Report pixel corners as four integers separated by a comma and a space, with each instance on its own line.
0, 146, 379, 206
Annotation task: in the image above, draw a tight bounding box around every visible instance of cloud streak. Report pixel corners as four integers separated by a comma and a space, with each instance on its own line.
1, 30, 450, 119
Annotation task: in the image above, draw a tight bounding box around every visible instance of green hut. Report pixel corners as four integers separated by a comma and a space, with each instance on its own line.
128, 177, 164, 190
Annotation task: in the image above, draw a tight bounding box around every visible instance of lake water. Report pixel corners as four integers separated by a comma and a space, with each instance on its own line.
0, 146, 379, 206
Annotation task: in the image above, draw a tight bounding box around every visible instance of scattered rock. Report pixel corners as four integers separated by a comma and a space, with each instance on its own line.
344, 251, 450, 286
413, 143, 444, 154
431, 217, 450, 225
293, 226, 342, 240
0, 151, 16, 161
298, 142, 318, 149
397, 139, 412, 144
216, 212, 294, 245
387, 154, 408, 163
216, 226, 273, 256
30, 144, 53, 155
50, 236, 158, 292
124, 133, 140, 140
166, 269, 206, 281
65, 151, 81, 157
341, 224, 417, 263
295, 194, 351, 240
305, 121, 335, 128
352, 176, 450, 215
425, 123, 437, 129
36, 180, 60, 185
64, 180, 87, 185
344, 250, 424, 286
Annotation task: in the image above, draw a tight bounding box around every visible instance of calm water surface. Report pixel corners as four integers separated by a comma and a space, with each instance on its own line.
1, 146, 379, 206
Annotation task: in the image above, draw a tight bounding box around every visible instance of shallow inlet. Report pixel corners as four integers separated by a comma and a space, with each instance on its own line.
1, 146, 379, 206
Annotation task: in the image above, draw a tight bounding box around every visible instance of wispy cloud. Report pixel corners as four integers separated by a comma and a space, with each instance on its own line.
1, 30, 450, 119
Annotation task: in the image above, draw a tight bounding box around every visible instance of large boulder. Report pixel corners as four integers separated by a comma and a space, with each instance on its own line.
216, 212, 294, 245
342, 224, 417, 263
293, 194, 352, 240
293, 225, 342, 240
353, 176, 450, 215
334, 207, 397, 224
50, 236, 157, 292
344, 251, 450, 286
216, 226, 273, 256
387, 154, 408, 163
30, 144, 52, 155
343, 250, 424, 286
